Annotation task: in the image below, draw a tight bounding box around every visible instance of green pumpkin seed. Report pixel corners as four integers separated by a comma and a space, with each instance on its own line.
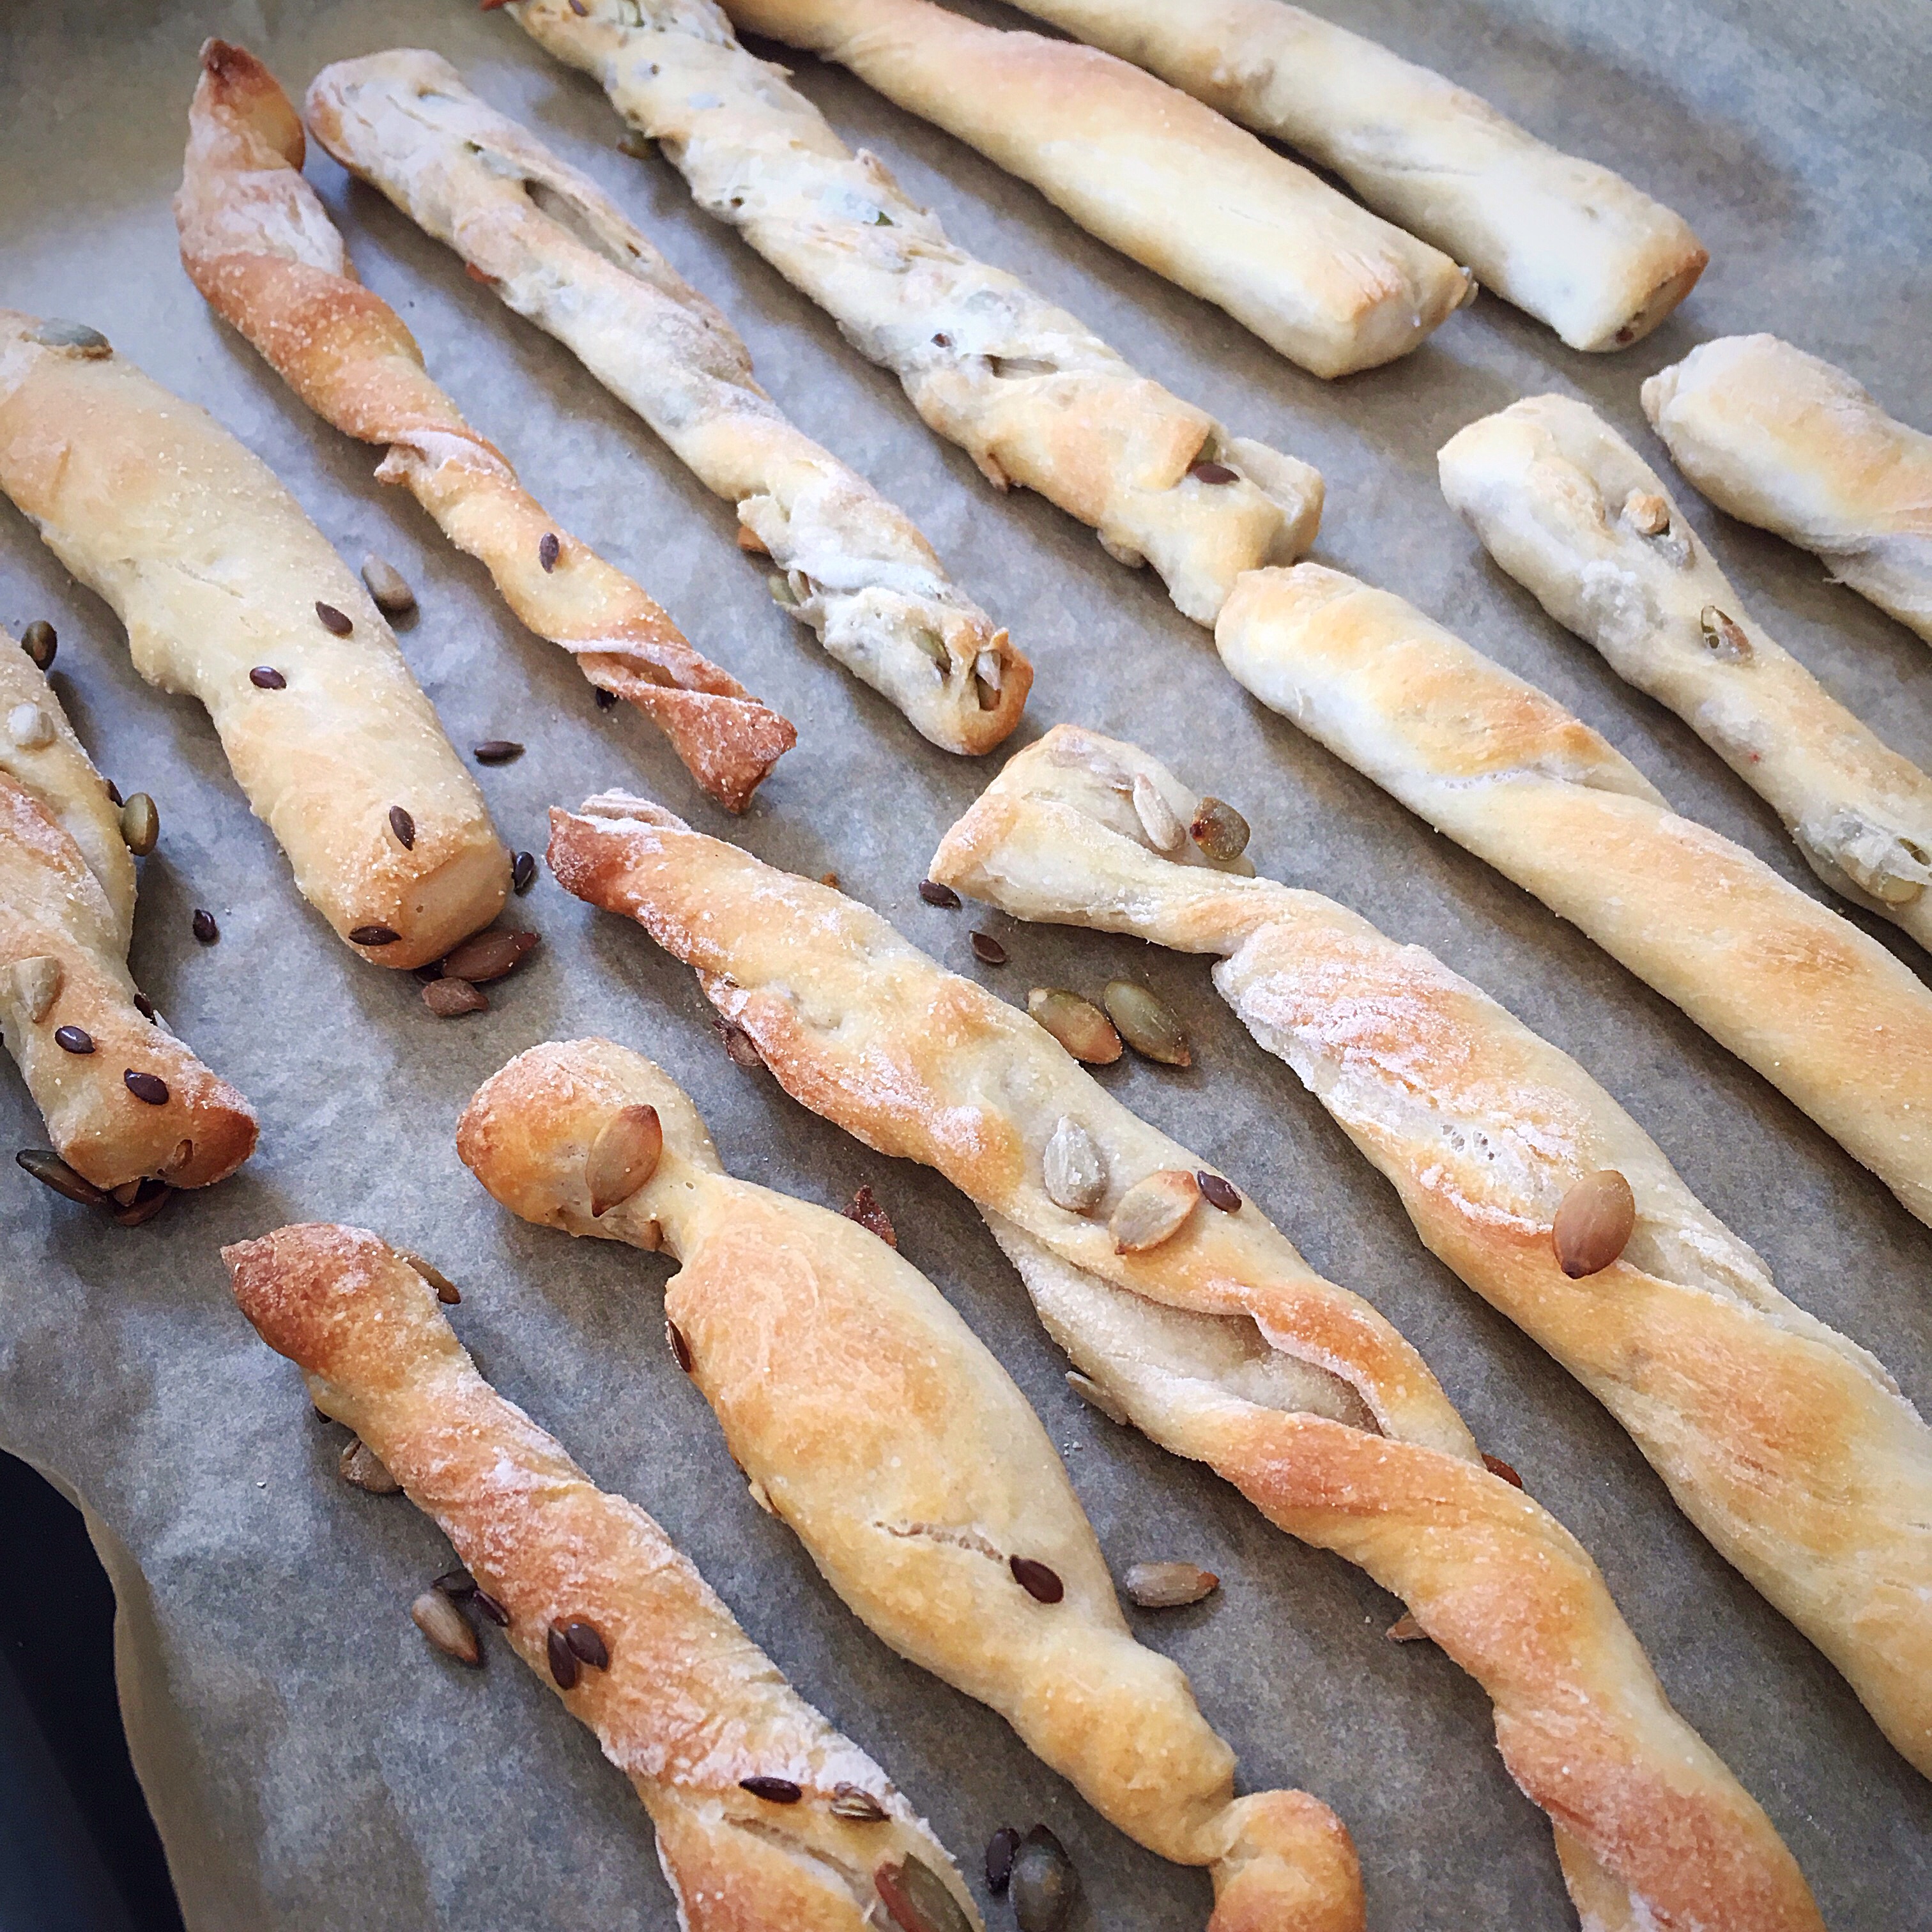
32, 319, 112, 357
1103, 981, 1190, 1066
119, 792, 159, 856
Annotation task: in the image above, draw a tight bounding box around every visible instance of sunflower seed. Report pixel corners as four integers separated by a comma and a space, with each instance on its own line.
1189, 796, 1250, 862
411, 1589, 482, 1666
1123, 1560, 1218, 1608
1042, 1116, 1107, 1215
843, 1183, 897, 1247
1102, 981, 1190, 1066
1028, 988, 1121, 1064
1109, 1169, 1199, 1253
1009, 1555, 1064, 1604
586, 1103, 663, 1216
1065, 1370, 1127, 1425
1131, 773, 1186, 852
7, 702, 52, 749
361, 554, 417, 615
6, 955, 61, 1023
339, 1438, 401, 1494
315, 601, 353, 636
740, 1775, 803, 1804
985, 1825, 1020, 1894
113, 1181, 174, 1228
875, 1854, 975, 1932
1011, 1825, 1077, 1932
1622, 489, 1671, 537
1698, 604, 1752, 664
441, 928, 539, 983
401, 1252, 461, 1305
119, 793, 158, 855
830, 1784, 890, 1822
15, 1148, 106, 1207
20, 620, 56, 671
423, 977, 487, 1018
1552, 1169, 1636, 1277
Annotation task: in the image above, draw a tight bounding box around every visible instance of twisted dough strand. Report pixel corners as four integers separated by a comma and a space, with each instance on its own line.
546, 791, 1824, 1931
178, 40, 793, 811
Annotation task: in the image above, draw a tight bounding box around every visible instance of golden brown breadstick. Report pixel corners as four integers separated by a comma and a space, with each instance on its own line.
496, 0, 1324, 624
304, 49, 1027, 755
459, 1036, 1365, 1931
224, 1221, 983, 1932
1, 636, 256, 1192
1216, 563, 1932, 1228
930, 723, 1932, 1779
176, 39, 793, 813
0, 312, 509, 970
545, 791, 1825, 1932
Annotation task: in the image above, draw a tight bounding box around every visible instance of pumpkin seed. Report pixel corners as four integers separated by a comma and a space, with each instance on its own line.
910, 624, 950, 675
1027, 988, 1121, 1064
768, 574, 799, 610
875, 1853, 975, 1932
973, 647, 1002, 694
586, 1103, 663, 1216
423, 978, 487, 1018
1042, 1116, 1106, 1215
1109, 1169, 1199, 1254
1621, 489, 1671, 537
1131, 773, 1186, 852
15, 1148, 106, 1207
1698, 604, 1752, 664
32, 319, 111, 356
1123, 1560, 1218, 1607
339, 1438, 401, 1494
1102, 981, 1190, 1066
1010, 1825, 1077, 1932
1189, 796, 1250, 862
401, 1252, 461, 1305
1552, 1169, 1636, 1277
441, 928, 539, 983
360, 554, 417, 615
410, 1588, 482, 1666
119, 793, 159, 856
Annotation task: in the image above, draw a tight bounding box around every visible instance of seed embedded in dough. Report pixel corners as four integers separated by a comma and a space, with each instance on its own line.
7, 702, 53, 749
586, 1103, 663, 1216
8, 955, 62, 1023
1621, 488, 1671, 537
1698, 604, 1752, 664
1042, 1116, 1107, 1214
339, 1437, 401, 1494
1109, 1169, 1200, 1253
1552, 1169, 1637, 1277
1027, 988, 1121, 1064
1131, 773, 1186, 852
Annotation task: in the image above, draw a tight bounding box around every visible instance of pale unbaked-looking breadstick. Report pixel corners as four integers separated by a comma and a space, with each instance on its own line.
178, 40, 794, 813
1004, 0, 1707, 353
930, 724, 1932, 1779
305, 50, 1027, 755
1216, 563, 1932, 1228
719, 0, 1473, 379
1, 638, 256, 1192
224, 1222, 983, 1932
546, 790, 1825, 1932
1440, 394, 1932, 945
459, 1037, 1365, 1931
493, 0, 1324, 625
0, 313, 509, 970
1643, 334, 1932, 644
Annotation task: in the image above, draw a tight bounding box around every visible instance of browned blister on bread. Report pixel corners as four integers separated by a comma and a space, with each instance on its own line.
545, 792, 1824, 1931
222, 1221, 981, 1932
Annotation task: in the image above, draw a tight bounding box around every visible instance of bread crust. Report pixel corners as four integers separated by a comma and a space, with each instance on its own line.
1441, 393, 1932, 944
1218, 564, 1932, 1229
1643, 334, 1932, 644
458, 1036, 1365, 1929
546, 792, 1823, 1929
718, 0, 1472, 379
0, 643, 256, 1190
500, 0, 1323, 625
0, 313, 509, 970
931, 723, 1932, 1780
222, 1220, 982, 1932
177, 40, 793, 813
303, 49, 1026, 756
1006, 0, 1706, 353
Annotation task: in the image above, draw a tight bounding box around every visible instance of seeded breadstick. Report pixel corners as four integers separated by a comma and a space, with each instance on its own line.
714, 0, 1472, 379
546, 792, 1824, 1932
178, 42, 793, 813
496, 0, 1323, 625
931, 724, 1932, 1778
1440, 394, 1932, 945
1002, 0, 1707, 353
1, 636, 256, 1193
304, 51, 1025, 756
1216, 564, 1932, 1228
459, 1036, 1365, 1931
1643, 335, 1932, 645
0, 312, 509, 969
224, 1222, 981, 1932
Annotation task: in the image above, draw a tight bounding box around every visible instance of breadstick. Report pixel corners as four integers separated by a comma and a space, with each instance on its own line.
178, 42, 792, 813
930, 724, 1932, 1778
546, 792, 1824, 1931
304, 51, 1025, 755
0, 313, 508, 970
495, 3, 1328, 624
1643, 335, 1932, 644
1, 637, 256, 1192
1002, 0, 1706, 353
223, 1221, 982, 1932
1216, 564, 1932, 1227
458, 1036, 1365, 1931
714, 0, 1471, 379
1441, 393, 1932, 942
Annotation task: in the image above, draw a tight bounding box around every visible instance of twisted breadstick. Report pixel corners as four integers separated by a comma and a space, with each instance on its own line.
1643, 336, 1932, 645
176, 41, 792, 813
546, 792, 1824, 1931
459, 1036, 1364, 1932
224, 1222, 982, 1932
304, 50, 1025, 756
716, 0, 1473, 378
931, 724, 1932, 1778
1440, 394, 1932, 942
1216, 564, 1932, 1228
1000, 0, 1708, 353
498, 0, 1322, 625
0, 311, 508, 970
1, 638, 256, 1191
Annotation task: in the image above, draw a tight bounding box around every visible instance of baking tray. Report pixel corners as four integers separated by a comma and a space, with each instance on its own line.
1, 0, 1928, 1924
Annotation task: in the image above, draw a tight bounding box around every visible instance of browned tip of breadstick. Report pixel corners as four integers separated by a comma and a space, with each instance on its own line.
589, 671, 796, 813
195, 39, 305, 167
222, 1223, 414, 1383
1208, 1790, 1365, 1932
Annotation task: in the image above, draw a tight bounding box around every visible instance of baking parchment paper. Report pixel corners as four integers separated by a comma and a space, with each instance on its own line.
2, 0, 1928, 1924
